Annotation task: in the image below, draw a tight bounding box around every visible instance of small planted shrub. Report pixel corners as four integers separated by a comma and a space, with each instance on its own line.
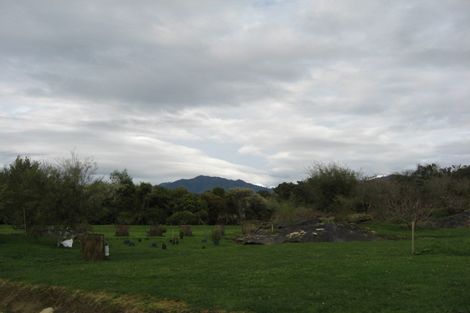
115, 225, 129, 236
148, 225, 167, 237
212, 228, 222, 245
214, 224, 225, 236
179, 231, 184, 239
179, 225, 193, 236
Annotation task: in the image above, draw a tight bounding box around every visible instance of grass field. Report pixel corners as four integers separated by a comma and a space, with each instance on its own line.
1, 224, 470, 313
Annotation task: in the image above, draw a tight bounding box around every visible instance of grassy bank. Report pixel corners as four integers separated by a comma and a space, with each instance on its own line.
1, 224, 470, 313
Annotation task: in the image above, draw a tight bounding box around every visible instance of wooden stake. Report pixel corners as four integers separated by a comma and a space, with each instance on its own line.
411, 220, 415, 255
23, 207, 27, 235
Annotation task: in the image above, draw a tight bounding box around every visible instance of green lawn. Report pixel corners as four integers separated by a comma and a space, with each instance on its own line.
1, 224, 470, 313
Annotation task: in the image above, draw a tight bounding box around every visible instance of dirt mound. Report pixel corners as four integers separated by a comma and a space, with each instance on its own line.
0, 279, 219, 313
236, 220, 376, 245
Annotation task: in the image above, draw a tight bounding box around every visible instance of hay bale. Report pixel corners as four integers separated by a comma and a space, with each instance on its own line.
115, 225, 129, 236
81, 234, 105, 261
179, 225, 193, 236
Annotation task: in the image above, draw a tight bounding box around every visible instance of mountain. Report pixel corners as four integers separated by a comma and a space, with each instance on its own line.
160, 175, 271, 194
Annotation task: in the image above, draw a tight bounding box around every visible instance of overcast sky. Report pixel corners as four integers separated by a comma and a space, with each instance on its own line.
1, 0, 470, 186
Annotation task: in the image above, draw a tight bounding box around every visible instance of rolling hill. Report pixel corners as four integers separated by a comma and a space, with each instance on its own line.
160, 175, 271, 194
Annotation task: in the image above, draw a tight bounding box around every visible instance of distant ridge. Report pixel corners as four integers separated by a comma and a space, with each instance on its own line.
160, 175, 271, 194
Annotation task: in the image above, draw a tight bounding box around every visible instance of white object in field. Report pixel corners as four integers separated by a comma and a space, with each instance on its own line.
105, 244, 110, 257
60, 239, 73, 248
39, 308, 54, 313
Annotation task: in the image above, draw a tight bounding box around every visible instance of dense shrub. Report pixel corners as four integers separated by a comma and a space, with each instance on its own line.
271, 201, 320, 225
226, 189, 274, 222
195, 210, 209, 224
167, 211, 198, 225
346, 213, 373, 224
304, 163, 358, 212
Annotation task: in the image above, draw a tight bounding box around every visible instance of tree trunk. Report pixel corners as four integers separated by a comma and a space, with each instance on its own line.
23, 207, 27, 235
411, 220, 415, 255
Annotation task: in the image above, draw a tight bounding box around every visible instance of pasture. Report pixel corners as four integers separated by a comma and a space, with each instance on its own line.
1, 224, 470, 313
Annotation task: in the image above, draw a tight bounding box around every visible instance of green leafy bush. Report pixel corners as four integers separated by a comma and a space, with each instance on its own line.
346, 213, 373, 224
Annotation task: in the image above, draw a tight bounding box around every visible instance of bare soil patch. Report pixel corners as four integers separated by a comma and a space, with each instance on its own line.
236, 220, 377, 245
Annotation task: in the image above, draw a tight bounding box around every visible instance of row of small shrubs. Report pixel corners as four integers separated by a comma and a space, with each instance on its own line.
115, 224, 182, 237
115, 224, 226, 238
115, 224, 225, 245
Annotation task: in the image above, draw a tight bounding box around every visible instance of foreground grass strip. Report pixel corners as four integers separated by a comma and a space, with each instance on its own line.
0, 279, 234, 313
2, 225, 470, 312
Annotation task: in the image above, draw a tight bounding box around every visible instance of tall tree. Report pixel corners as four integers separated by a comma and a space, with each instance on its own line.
0, 156, 50, 234
378, 176, 435, 255
109, 169, 136, 223
201, 190, 226, 224
48, 153, 99, 228
304, 163, 358, 212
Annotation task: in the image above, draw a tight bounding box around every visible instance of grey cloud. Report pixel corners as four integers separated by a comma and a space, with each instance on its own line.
1, 0, 470, 186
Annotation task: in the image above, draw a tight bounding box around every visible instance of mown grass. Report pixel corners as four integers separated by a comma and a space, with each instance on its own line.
1, 224, 470, 313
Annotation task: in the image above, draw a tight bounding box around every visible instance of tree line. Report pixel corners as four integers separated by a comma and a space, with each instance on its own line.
1, 154, 469, 235
274, 163, 470, 226
0, 155, 273, 234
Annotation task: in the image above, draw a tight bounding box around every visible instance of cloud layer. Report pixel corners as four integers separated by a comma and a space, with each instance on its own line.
1, 0, 470, 186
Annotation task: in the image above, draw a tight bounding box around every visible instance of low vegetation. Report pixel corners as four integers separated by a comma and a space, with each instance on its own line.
0, 278, 193, 313
1, 155, 469, 238
1, 155, 470, 311
1, 224, 470, 313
